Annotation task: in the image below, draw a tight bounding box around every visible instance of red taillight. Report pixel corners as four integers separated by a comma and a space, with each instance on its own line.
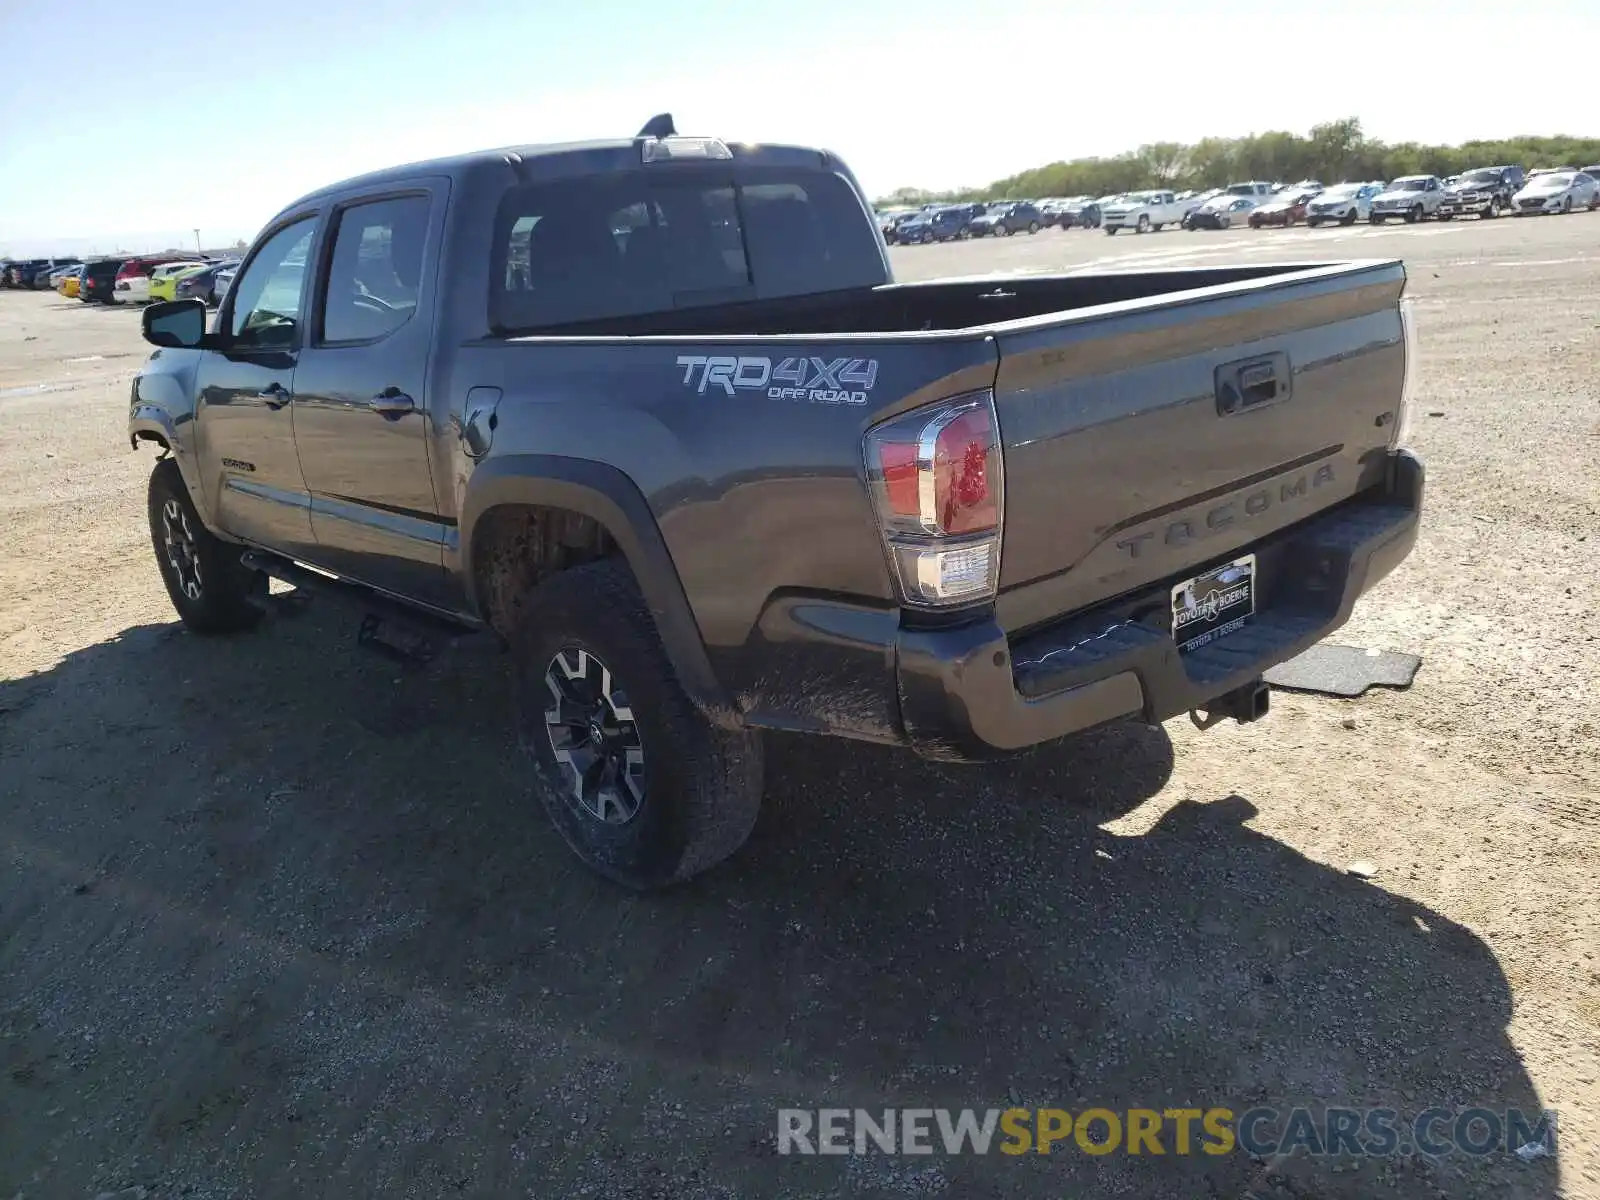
864, 391, 1004, 607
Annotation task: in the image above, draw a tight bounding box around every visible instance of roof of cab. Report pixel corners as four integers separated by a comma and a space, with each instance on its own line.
281, 133, 837, 214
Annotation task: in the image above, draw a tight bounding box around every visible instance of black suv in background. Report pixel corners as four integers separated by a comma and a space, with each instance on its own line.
80, 258, 126, 303
1438, 165, 1525, 219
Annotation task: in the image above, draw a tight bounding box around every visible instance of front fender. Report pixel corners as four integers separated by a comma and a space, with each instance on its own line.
459, 454, 736, 726
128, 349, 209, 522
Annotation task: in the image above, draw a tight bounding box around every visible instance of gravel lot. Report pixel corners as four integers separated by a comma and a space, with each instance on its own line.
2, 213, 1597, 1199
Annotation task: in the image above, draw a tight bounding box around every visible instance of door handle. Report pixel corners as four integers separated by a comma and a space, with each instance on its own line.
1215, 352, 1292, 416
370, 388, 415, 418
257, 383, 291, 409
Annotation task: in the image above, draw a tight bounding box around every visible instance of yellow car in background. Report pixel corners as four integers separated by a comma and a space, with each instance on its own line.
58, 269, 83, 299
147, 261, 209, 303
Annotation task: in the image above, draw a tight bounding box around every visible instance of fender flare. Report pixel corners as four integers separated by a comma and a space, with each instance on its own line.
129, 402, 209, 515
459, 455, 737, 726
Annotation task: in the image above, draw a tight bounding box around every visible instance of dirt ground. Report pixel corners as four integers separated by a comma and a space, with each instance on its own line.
1, 213, 1597, 1199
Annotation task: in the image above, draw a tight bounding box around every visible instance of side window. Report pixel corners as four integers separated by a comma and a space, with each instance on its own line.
229, 219, 316, 348
320, 195, 431, 344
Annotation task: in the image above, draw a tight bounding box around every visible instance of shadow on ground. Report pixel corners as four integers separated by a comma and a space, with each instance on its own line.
0, 613, 1556, 1199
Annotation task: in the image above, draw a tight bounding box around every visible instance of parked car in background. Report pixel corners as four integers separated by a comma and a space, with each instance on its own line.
1185, 195, 1260, 230
212, 263, 238, 304
1511, 170, 1600, 214
58, 265, 87, 299
1582, 164, 1600, 179
1304, 182, 1382, 226
877, 209, 917, 243
1247, 188, 1321, 228
1057, 196, 1101, 228
80, 258, 125, 303
967, 201, 1043, 236
894, 205, 968, 244
1222, 181, 1277, 200
175, 259, 239, 306
1370, 175, 1446, 223
45, 262, 83, 288
1437, 165, 1525, 219
148, 261, 209, 303
1101, 189, 1191, 235
8, 259, 58, 288
113, 260, 151, 304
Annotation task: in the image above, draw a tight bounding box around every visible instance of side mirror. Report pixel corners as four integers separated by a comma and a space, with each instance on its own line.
142, 298, 208, 349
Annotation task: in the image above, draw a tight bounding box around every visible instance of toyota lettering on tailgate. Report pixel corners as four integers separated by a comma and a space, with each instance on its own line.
676, 355, 879, 405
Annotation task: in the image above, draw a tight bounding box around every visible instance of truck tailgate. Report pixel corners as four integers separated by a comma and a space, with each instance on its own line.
990, 261, 1407, 633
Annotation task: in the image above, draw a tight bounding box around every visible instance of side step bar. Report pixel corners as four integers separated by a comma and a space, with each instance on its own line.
240, 550, 501, 665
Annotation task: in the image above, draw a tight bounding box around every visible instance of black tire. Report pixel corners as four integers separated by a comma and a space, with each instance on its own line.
510, 559, 764, 889
1341, 208, 1357, 225
1484, 198, 1500, 219
1306, 217, 1321, 228
1370, 215, 1386, 225
1437, 212, 1454, 221
1404, 204, 1422, 224
1105, 226, 1118, 235
1136, 214, 1151, 234
1561, 196, 1572, 214
1028, 221, 1040, 234
147, 458, 265, 634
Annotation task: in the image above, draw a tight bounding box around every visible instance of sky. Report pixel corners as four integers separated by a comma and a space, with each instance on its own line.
2, 0, 1595, 256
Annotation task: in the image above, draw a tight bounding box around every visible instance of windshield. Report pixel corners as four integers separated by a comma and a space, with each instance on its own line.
1320, 184, 1359, 198
1532, 173, 1573, 188
1390, 177, 1429, 192
1460, 170, 1501, 185
1225, 184, 1258, 196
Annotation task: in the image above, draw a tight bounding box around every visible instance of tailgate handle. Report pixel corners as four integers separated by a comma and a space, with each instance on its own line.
1216, 353, 1292, 416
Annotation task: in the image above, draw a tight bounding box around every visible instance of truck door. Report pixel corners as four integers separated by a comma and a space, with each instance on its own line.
290, 185, 451, 607
196, 215, 320, 562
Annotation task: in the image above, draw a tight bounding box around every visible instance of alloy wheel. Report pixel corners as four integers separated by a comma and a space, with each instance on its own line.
161, 498, 203, 601
543, 648, 646, 825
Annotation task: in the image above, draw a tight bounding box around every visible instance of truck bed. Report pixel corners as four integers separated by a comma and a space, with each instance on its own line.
479, 259, 1411, 747
503, 262, 1348, 338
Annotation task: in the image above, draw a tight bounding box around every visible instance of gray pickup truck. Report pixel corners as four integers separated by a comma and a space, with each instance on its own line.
129, 116, 1424, 888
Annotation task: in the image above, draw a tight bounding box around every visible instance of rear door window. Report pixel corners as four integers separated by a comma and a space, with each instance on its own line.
491, 168, 885, 332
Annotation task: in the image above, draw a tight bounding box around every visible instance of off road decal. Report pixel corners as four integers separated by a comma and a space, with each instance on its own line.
676, 355, 879, 406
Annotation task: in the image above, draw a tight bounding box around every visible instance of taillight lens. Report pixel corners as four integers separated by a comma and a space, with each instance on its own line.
864, 391, 1004, 608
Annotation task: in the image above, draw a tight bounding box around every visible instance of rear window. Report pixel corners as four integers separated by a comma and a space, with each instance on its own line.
490, 168, 885, 332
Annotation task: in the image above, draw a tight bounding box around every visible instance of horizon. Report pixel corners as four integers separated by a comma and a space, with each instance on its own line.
1, 0, 1594, 256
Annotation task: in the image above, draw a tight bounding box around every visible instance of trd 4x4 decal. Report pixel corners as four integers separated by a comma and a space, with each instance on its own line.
676, 355, 879, 405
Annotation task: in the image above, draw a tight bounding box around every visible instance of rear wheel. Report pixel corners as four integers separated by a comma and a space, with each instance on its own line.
511, 559, 764, 889
147, 458, 265, 634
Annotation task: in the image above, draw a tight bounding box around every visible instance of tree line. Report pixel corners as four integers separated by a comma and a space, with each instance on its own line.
877, 119, 1600, 205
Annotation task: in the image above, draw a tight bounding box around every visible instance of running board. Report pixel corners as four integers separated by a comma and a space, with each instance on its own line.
239, 550, 501, 665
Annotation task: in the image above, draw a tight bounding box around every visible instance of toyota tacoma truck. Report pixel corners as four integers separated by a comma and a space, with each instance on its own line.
129, 115, 1424, 889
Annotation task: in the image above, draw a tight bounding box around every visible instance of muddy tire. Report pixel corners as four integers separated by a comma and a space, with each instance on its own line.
147, 458, 265, 634
510, 559, 764, 890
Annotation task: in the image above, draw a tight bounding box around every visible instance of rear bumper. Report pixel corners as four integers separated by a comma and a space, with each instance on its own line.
894, 450, 1424, 761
